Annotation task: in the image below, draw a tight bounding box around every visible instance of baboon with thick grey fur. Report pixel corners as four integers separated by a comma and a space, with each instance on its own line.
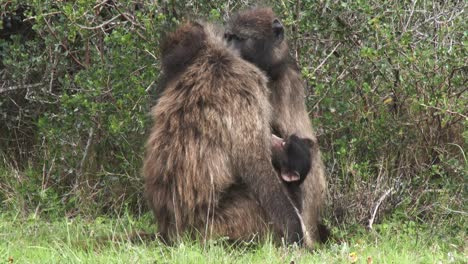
143, 21, 305, 246
226, 7, 328, 246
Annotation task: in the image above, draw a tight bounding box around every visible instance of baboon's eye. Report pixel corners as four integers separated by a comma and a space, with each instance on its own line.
234, 35, 246, 42
224, 33, 245, 42
224, 33, 233, 41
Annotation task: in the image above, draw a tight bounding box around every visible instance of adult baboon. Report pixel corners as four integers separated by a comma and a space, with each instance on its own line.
143, 21, 305, 245
271, 134, 314, 210
226, 7, 328, 245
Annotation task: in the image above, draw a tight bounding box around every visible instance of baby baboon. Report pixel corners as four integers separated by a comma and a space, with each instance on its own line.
143, 21, 304, 245
271, 134, 313, 210
226, 7, 328, 246
272, 134, 331, 244
272, 134, 312, 184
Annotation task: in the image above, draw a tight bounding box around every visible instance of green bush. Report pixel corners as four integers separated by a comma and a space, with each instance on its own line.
0, 1, 465, 228
286, 1, 466, 225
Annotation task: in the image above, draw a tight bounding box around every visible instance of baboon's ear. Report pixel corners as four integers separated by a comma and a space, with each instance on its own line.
271, 134, 285, 150
272, 18, 284, 41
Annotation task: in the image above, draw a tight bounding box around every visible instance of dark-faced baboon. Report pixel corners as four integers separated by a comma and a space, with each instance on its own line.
271, 134, 313, 210
272, 134, 313, 184
226, 7, 328, 246
143, 21, 305, 246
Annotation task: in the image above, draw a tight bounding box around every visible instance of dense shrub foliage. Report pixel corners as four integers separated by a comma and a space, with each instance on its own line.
1, 1, 465, 228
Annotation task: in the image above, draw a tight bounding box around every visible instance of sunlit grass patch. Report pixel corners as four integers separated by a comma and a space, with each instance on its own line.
0, 213, 465, 263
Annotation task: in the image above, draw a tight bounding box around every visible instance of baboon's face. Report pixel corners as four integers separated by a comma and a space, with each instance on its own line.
224, 19, 284, 72
272, 134, 312, 183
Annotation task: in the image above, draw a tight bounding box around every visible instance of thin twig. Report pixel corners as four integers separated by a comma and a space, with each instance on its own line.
23, 11, 62, 22
144, 49, 158, 61
145, 80, 156, 93
0, 83, 43, 93
419, 103, 468, 119
368, 187, 394, 230
77, 127, 94, 186
439, 206, 468, 216
77, 14, 122, 30
43, 18, 86, 68
312, 43, 341, 74
404, 0, 418, 32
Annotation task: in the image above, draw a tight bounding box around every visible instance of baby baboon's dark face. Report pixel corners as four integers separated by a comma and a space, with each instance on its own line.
271, 134, 313, 184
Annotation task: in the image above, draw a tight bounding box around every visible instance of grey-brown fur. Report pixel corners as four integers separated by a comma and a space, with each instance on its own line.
226, 7, 328, 247
143, 21, 304, 245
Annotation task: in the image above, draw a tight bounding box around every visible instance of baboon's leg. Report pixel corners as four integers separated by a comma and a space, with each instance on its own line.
208, 197, 273, 243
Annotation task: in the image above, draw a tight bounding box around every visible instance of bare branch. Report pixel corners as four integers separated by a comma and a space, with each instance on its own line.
23, 11, 62, 22
419, 103, 468, 120
0, 83, 43, 94
403, 0, 418, 32
368, 187, 394, 230
76, 127, 94, 186
77, 14, 123, 30
43, 18, 86, 68
312, 43, 341, 74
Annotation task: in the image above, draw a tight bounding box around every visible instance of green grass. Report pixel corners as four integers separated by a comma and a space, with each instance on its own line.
0, 213, 465, 263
